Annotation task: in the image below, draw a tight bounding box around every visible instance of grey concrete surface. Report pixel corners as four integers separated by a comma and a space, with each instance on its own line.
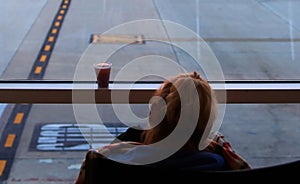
1, 0, 300, 183
0, 0, 48, 77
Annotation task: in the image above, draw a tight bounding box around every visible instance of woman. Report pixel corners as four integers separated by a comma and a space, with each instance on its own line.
75, 71, 250, 183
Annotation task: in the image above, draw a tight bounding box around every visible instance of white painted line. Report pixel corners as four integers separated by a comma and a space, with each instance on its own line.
288, 1, 295, 61
68, 164, 81, 170
39, 159, 53, 164
0, 104, 6, 117
195, 0, 200, 59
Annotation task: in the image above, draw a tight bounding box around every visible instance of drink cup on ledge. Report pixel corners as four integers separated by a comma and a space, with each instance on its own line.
93, 62, 112, 88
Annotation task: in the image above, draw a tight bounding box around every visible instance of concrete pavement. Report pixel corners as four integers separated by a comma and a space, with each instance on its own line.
1, 0, 300, 183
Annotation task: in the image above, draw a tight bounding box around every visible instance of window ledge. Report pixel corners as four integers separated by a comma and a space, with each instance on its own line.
0, 81, 300, 104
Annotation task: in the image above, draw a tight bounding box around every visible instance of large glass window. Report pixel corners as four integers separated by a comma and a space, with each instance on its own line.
1, 0, 300, 182
1, 0, 299, 81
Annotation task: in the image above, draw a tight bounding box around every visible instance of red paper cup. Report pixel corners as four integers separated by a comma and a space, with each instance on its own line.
93, 62, 112, 88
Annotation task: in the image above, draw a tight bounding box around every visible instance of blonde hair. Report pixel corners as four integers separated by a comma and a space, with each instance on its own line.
142, 71, 218, 150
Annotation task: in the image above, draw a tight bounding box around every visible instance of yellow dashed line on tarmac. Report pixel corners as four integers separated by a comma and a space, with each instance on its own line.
34, 66, 42, 74
48, 36, 54, 42
44, 45, 51, 51
52, 28, 58, 34
57, 15, 63, 20
0, 160, 6, 176
0, 0, 72, 181
4, 134, 16, 148
54, 21, 60, 27
40, 55, 47, 62
13, 113, 24, 124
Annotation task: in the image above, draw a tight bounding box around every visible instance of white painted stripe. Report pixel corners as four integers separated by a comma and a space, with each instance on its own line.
0, 104, 6, 117
195, 0, 200, 60
288, 1, 295, 61
68, 164, 81, 170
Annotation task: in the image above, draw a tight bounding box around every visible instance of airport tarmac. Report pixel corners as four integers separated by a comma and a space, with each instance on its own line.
1, 0, 300, 183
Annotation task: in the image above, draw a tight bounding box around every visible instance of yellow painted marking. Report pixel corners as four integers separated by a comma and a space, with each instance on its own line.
55, 21, 60, 27
40, 55, 47, 62
64, 0, 69, 4
62, 5, 67, 9
57, 15, 63, 20
34, 66, 42, 74
48, 36, 54, 42
13, 113, 24, 124
94, 34, 145, 44
0, 160, 6, 176
60, 10, 65, 15
4, 134, 16, 148
52, 28, 58, 34
136, 35, 144, 44
44, 45, 51, 51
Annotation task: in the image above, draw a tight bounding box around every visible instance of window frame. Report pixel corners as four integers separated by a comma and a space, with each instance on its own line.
1, 80, 300, 104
